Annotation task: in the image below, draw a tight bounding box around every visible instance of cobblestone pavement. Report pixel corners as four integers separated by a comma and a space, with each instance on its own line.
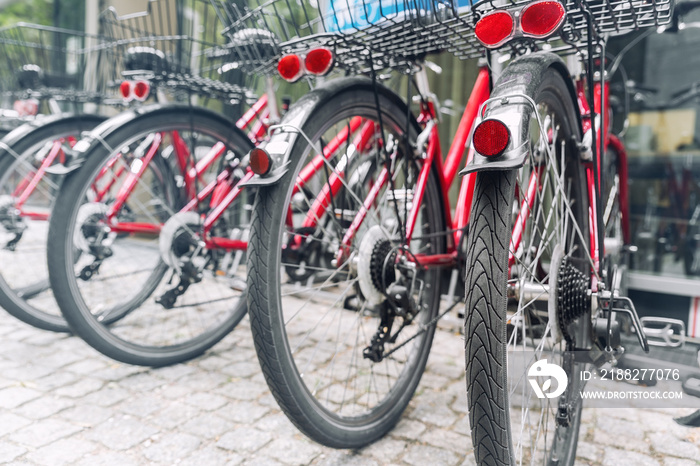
1, 309, 699, 465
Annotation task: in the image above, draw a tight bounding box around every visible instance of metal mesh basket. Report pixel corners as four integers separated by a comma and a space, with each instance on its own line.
0, 23, 108, 104
99, 0, 254, 104
212, 0, 673, 73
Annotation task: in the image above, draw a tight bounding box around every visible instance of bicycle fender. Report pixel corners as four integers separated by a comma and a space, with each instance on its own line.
0, 113, 105, 168
248, 76, 419, 187
58, 104, 250, 173
460, 52, 581, 176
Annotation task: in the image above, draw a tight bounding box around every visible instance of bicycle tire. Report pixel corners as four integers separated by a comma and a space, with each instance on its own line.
47, 105, 254, 366
0, 113, 105, 332
247, 79, 446, 448
464, 66, 589, 465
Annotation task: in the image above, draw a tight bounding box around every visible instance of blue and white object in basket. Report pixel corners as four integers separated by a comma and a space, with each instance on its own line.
325, 0, 473, 33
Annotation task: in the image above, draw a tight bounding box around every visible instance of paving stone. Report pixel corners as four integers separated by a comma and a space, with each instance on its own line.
263, 438, 323, 465
315, 450, 379, 466
217, 401, 270, 423
15, 396, 75, 420
118, 394, 166, 418
602, 447, 661, 466
403, 444, 460, 466
217, 428, 273, 452
242, 457, 285, 466
421, 429, 471, 454
254, 413, 298, 437
0, 413, 32, 436
181, 446, 243, 466
32, 371, 79, 391
390, 419, 427, 439
0, 386, 43, 409
74, 451, 141, 466
25, 437, 98, 465
80, 385, 131, 407
592, 428, 651, 453
419, 373, 453, 390
408, 391, 458, 428
9, 419, 82, 448
158, 383, 193, 400
361, 438, 408, 464
84, 416, 158, 450
221, 361, 260, 379
142, 432, 201, 463
148, 403, 201, 430
90, 364, 146, 382
117, 373, 166, 392
649, 432, 700, 460
0, 441, 27, 463
216, 379, 266, 401
64, 359, 110, 376
184, 391, 229, 411
663, 458, 700, 466
54, 379, 104, 398
2, 364, 57, 381
0, 299, 693, 465
59, 404, 113, 427
151, 363, 197, 381
180, 413, 235, 440
575, 441, 603, 463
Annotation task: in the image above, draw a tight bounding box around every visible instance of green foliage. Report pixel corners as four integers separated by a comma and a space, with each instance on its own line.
0, 0, 53, 28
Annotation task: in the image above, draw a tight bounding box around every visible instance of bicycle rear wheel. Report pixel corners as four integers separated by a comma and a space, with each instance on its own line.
247, 80, 446, 448
47, 106, 253, 366
0, 114, 105, 332
464, 66, 591, 465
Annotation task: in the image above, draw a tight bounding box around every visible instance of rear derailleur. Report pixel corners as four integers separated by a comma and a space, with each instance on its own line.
0, 197, 27, 251
362, 240, 423, 362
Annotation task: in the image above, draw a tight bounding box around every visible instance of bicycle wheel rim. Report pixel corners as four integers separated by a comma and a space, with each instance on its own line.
249, 87, 446, 446
53, 114, 252, 364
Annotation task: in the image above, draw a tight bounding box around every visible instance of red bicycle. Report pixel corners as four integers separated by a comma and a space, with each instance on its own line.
231, 0, 668, 461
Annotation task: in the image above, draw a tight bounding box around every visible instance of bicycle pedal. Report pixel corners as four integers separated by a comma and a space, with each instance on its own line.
640, 317, 685, 348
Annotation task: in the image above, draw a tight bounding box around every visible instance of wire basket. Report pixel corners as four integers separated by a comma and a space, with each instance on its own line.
99, 0, 254, 104
0, 22, 108, 105
212, 0, 673, 73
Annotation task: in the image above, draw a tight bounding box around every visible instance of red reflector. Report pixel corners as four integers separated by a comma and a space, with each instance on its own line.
278, 54, 303, 82
475, 11, 514, 48
249, 147, 272, 176
304, 48, 334, 76
133, 81, 150, 100
119, 81, 131, 99
473, 119, 510, 157
521, 1, 566, 38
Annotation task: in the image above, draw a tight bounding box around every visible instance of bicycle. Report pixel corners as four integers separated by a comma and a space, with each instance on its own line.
233, 0, 669, 460
0, 22, 121, 332
44, 0, 337, 366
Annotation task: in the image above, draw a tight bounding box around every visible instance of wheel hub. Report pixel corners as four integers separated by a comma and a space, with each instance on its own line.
74, 202, 111, 253
357, 225, 397, 306
549, 245, 590, 344
159, 211, 202, 269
